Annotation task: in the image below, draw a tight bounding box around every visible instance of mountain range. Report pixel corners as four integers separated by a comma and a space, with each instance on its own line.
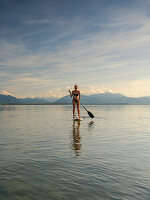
1, 92, 150, 105
0, 94, 56, 104
55, 92, 150, 104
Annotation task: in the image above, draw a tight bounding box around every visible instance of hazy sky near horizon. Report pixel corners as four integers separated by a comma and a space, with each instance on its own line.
1, 0, 150, 98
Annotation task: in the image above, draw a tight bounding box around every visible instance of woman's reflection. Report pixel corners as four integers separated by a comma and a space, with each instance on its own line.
71, 121, 82, 157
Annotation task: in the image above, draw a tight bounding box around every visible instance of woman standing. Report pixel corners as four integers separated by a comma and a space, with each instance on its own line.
69, 85, 81, 119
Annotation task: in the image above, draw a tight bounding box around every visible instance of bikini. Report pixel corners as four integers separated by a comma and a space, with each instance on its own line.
72, 92, 79, 103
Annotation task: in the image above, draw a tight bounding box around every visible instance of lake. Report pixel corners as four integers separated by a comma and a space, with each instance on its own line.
0, 105, 150, 200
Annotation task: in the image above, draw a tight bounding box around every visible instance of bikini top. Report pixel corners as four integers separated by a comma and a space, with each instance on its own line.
72, 92, 79, 97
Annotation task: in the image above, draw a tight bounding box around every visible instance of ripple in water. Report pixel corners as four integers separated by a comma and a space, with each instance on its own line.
0, 105, 150, 200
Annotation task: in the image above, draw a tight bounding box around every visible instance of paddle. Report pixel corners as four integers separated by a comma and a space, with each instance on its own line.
80, 102, 94, 118
69, 91, 94, 118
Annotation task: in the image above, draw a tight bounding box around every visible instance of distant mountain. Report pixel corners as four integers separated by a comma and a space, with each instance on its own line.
1, 92, 150, 105
0, 94, 57, 104
54, 92, 150, 105
44, 97, 58, 103
0, 94, 20, 104
19, 98, 49, 104
55, 95, 78, 104
80, 93, 128, 104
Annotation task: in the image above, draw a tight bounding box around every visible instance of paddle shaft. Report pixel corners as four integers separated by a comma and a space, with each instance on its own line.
80, 102, 88, 112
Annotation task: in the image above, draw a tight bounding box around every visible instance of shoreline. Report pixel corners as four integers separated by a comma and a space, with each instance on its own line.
1, 103, 150, 105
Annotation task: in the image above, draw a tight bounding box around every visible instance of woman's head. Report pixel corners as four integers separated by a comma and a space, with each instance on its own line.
74, 85, 78, 90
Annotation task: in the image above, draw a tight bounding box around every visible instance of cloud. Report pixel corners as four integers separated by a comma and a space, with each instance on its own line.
26, 19, 53, 25
1, 90, 14, 96
0, 72, 8, 77
47, 86, 113, 98
79, 86, 112, 95
1, 1, 150, 97
1, 11, 150, 71
105, 78, 150, 97
0, 42, 25, 58
48, 88, 66, 98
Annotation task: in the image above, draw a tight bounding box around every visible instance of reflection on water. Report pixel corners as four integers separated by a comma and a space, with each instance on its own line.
70, 121, 94, 156
1, 105, 150, 200
88, 121, 94, 128
71, 121, 82, 156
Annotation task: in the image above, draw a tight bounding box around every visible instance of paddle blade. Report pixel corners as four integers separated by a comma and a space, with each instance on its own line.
88, 111, 94, 118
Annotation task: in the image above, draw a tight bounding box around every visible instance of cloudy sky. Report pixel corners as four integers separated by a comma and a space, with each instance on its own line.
0, 0, 150, 98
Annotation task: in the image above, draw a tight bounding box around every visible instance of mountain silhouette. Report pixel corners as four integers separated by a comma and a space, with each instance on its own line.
0, 94, 51, 104
1, 92, 150, 104
0, 94, 20, 104
55, 92, 150, 104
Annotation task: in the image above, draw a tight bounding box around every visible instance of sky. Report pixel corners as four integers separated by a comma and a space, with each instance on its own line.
0, 0, 150, 98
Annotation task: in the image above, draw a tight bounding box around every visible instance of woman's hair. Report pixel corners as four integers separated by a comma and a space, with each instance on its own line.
74, 85, 78, 89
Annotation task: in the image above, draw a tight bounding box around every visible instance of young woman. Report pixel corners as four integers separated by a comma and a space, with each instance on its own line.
69, 85, 81, 119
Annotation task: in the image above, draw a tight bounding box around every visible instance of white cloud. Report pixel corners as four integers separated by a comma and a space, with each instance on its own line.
0, 42, 25, 58
47, 86, 113, 98
79, 86, 112, 95
105, 78, 150, 97
1, 90, 14, 96
48, 88, 69, 98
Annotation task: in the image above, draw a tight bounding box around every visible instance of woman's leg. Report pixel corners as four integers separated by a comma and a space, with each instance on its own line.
77, 101, 80, 118
73, 100, 75, 118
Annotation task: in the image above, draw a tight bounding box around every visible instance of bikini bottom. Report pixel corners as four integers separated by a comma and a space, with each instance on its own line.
73, 99, 79, 103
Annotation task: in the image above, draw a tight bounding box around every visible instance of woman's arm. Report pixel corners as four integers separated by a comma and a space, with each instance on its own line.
79, 91, 81, 100
69, 90, 73, 97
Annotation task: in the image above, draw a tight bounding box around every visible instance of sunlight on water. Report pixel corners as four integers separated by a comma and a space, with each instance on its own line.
0, 105, 150, 200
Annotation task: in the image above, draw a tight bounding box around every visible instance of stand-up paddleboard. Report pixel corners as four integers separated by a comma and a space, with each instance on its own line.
72, 113, 83, 121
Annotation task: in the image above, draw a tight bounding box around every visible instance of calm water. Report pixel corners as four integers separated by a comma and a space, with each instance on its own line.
0, 105, 150, 200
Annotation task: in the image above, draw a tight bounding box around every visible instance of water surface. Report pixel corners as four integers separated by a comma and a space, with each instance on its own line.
0, 105, 150, 200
